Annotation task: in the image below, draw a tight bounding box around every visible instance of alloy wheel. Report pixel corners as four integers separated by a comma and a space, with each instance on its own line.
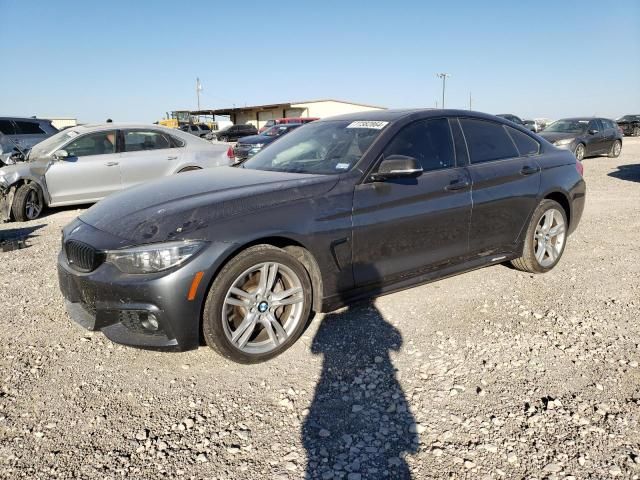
25, 189, 42, 220
574, 144, 585, 161
534, 208, 566, 268
221, 262, 305, 354
613, 141, 621, 157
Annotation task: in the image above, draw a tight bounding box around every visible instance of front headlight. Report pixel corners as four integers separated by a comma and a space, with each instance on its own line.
105, 240, 206, 274
554, 138, 574, 146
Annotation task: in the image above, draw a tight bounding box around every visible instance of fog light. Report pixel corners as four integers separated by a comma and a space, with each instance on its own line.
141, 313, 159, 331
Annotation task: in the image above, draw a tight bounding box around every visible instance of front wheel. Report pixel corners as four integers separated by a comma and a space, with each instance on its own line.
220, 136, 229, 142
11, 183, 44, 222
202, 245, 312, 363
511, 199, 568, 273
608, 140, 622, 158
574, 143, 585, 161
633, 127, 640, 137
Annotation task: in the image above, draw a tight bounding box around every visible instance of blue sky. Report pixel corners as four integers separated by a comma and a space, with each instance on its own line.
1, 0, 639, 122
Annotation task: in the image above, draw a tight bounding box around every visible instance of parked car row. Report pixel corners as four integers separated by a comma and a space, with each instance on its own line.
55, 109, 586, 363
0, 124, 233, 222
616, 114, 640, 137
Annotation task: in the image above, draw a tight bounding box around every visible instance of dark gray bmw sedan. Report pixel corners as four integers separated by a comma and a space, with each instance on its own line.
58, 109, 586, 363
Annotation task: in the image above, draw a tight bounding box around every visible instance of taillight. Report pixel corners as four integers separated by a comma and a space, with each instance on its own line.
576, 160, 584, 176
226, 146, 234, 160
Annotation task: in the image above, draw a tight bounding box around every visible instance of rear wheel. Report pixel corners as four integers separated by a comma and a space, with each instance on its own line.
511, 199, 567, 273
202, 245, 312, 363
608, 140, 622, 158
11, 183, 44, 222
633, 127, 640, 137
574, 143, 585, 161
220, 136, 229, 142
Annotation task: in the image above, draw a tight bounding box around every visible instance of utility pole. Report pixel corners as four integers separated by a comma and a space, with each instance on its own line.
196, 78, 203, 111
436, 73, 450, 109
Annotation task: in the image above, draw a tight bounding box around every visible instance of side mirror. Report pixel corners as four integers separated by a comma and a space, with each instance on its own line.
371, 155, 423, 181
588, 129, 598, 135
54, 149, 69, 160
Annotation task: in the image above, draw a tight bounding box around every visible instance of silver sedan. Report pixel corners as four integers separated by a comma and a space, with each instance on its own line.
0, 123, 233, 222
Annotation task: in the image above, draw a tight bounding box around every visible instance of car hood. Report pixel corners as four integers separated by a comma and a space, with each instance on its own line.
236, 134, 274, 145
80, 166, 340, 243
538, 132, 579, 143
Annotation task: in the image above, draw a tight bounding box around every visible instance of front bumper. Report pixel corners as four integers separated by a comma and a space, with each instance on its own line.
57, 222, 235, 351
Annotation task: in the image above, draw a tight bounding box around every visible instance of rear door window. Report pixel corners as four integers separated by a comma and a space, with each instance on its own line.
506, 127, 540, 156
382, 118, 455, 172
459, 118, 519, 163
123, 130, 173, 152
0, 120, 17, 135
15, 121, 46, 134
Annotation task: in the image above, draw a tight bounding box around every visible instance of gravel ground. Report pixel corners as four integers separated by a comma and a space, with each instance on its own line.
1, 138, 639, 479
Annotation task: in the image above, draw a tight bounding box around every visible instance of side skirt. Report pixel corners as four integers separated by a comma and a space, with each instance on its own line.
320, 252, 518, 313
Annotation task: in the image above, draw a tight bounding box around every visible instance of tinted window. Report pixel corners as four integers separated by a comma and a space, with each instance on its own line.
65, 131, 116, 157
587, 120, 602, 132
0, 120, 17, 135
124, 130, 172, 152
382, 118, 455, 172
449, 118, 469, 166
15, 121, 46, 134
460, 119, 519, 163
506, 127, 540, 156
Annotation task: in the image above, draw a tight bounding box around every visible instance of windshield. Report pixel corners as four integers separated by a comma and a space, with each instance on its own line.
28, 129, 80, 160
242, 120, 387, 174
262, 125, 292, 137
617, 115, 640, 122
544, 120, 588, 134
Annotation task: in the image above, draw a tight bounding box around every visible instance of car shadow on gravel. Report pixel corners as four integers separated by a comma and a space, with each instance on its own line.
302, 300, 418, 479
608, 163, 640, 183
0, 224, 44, 251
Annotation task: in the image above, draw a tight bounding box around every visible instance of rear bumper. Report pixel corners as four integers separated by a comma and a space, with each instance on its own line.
568, 180, 586, 235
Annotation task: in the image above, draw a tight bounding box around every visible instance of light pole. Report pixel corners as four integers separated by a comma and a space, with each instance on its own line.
436, 73, 450, 109
196, 77, 203, 111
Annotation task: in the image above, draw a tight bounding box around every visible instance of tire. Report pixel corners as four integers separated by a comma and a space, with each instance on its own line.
633, 127, 640, 137
178, 166, 201, 173
574, 143, 585, 161
220, 136, 229, 142
202, 245, 313, 364
608, 140, 622, 158
11, 183, 44, 222
511, 199, 568, 274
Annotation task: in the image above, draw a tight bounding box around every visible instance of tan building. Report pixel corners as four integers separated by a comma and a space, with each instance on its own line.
192, 99, 385, 130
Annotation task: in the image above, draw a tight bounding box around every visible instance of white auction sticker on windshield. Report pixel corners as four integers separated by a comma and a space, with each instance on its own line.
335, 163, 350, 170
66, 131, 79, 137
346, 121, 388, 129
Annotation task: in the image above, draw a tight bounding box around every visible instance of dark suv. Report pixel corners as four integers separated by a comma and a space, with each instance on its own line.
0, 117, 58, 165
211, 124, 258, 142
58, 109, 585, 363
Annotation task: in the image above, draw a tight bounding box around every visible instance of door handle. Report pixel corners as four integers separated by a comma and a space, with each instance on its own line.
105, 161, 119, 166
520, 165, 539, 176
444, 179, 470, 191
167, 156, 178, 160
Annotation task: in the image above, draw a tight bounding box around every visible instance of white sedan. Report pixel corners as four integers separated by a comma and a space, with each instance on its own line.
0, 123, 234, 222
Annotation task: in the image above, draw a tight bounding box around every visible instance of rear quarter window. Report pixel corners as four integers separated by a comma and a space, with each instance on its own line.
506, 127, 540, 156
460, 118, 519, 163
15, 121, 46, 134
